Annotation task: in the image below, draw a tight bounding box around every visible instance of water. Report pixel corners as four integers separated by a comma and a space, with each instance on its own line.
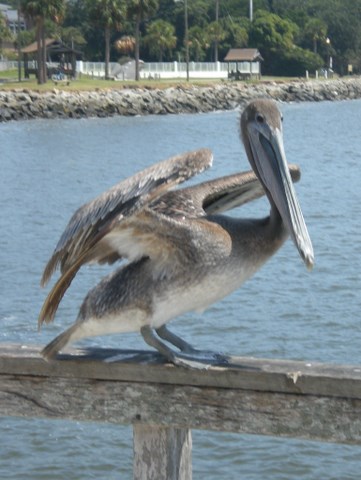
1, 99, 361, 479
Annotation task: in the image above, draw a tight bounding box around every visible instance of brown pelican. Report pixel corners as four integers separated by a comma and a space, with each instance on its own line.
39, 99, 314, 368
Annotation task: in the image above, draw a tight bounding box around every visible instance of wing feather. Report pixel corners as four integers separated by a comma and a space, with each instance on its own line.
41, 148, 212, 286
152, 164, 301, 217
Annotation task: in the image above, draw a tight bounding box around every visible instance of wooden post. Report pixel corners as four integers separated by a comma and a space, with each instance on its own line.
133, 425, 191, 480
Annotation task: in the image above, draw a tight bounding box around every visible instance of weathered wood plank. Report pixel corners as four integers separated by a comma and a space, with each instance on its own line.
1, 344, 361, 398
1, 344, 361, 444
133, 425, 192, 480
1, 372, 361, 444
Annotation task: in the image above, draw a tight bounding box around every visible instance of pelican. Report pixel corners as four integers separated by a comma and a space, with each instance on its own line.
39, 99, 314, 368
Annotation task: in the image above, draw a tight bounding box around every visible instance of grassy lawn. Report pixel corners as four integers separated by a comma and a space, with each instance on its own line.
0, 68, 304, 92
0, 69, 227, 91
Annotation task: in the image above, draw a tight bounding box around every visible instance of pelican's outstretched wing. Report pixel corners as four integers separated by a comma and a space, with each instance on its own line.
39, 149, 212, 327
152, 164, 301, 218
41, 149, 212, 287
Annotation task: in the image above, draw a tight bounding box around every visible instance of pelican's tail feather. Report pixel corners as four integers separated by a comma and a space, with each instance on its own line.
41, 324, 78, 361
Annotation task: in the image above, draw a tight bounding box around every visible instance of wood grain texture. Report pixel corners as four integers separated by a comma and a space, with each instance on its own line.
133, 425, 192, 480
1, 344, 361, 444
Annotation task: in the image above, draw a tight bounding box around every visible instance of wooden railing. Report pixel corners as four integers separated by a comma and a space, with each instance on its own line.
1, 344, 361, 479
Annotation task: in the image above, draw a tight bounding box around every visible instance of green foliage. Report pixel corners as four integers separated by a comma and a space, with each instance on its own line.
126, 0, 159, 21
20, 0, 66, 21
0, 11, 12, 43
61, 26, 87, 50
228, 22, 249, 48
144, 19, 176, 61
16, 29, 35, 48
188, 25, 209, 62
270, 47, 324, 76
249, 10, 298, 52
85, 0, 126, 30
248, 9, 326, 76
13, 0, 361, 76
206, 20, 226, 45
303, 18, 327, 53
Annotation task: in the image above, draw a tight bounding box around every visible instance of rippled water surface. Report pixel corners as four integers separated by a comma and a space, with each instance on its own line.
1, 99, 361, 479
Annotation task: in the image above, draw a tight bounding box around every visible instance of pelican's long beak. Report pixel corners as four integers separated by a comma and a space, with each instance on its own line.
247, 121, 314, 270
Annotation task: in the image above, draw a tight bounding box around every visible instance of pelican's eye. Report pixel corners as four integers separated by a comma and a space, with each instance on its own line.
256, 113, 264, 124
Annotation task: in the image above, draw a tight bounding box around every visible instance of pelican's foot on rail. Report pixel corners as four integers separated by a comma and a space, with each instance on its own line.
141, 325, 228, 369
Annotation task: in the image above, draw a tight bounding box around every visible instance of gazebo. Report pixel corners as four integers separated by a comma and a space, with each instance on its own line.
224, 48, 263, 80
21, 38, 82, 79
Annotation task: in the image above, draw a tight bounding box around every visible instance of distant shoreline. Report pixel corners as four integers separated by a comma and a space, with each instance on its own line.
1, 77, 361, 122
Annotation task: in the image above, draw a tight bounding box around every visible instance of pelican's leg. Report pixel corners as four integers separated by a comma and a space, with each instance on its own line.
155, 325, 196, 353
140, 326, 211, 369
155, 326, 228, 365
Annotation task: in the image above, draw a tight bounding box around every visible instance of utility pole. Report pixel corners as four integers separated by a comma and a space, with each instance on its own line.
250, 0, 253, 22
17, 0, 21, 82
185, 0, 189, 81
215, 0, 219, 62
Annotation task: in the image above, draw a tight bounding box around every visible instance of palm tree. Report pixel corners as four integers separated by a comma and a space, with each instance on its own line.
188, 26, 209, 62
114, 35, 136, 55
20, 0, 65, 84
126, 0, 159, 80
144, 19, 176, 61
206, 20, 226, 62
86, 0, 126, 79
61, 26, 86, 52
304, 18, 327, 54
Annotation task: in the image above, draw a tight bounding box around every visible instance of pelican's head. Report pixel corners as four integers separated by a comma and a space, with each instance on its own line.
241, 99, 314, 270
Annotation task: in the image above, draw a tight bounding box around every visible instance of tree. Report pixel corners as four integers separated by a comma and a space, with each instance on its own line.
206, 20, 226, 62
144, 19, 176, 61
248, 10, 324, 76
0, 11, 12, 46
308, 0, 361, 74
249, 10, 298, 53
127, 0, 159, 80
188, 25, 209, 62
229, 24, 249, 48
16, 29, 34, 50
20, 0, 65, 84
272, 46, 323, 76
217, 17, 249, 62
60, 26, 86, 51
86, 0, 126, 79
303, 17, 327, 54
114, 35, 135, 56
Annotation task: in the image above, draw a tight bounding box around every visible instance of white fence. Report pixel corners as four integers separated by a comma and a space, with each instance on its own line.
1, 59, 260, 80
76, 60, 230, 80
141, 61, 228, 79
77, 60, 261, 80
0, 60, 19, 71
141, 61, 260, 80
77, 61, 119, 78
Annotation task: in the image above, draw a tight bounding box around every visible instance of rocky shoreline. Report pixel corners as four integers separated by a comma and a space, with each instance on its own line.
1, 77, 361, 122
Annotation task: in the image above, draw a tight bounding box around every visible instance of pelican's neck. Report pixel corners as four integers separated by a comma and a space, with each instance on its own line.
269, 199, 282, 226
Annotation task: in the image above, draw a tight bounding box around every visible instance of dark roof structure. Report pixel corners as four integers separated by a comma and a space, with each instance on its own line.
224, 48, 263, 62
21, 38, 81, 56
